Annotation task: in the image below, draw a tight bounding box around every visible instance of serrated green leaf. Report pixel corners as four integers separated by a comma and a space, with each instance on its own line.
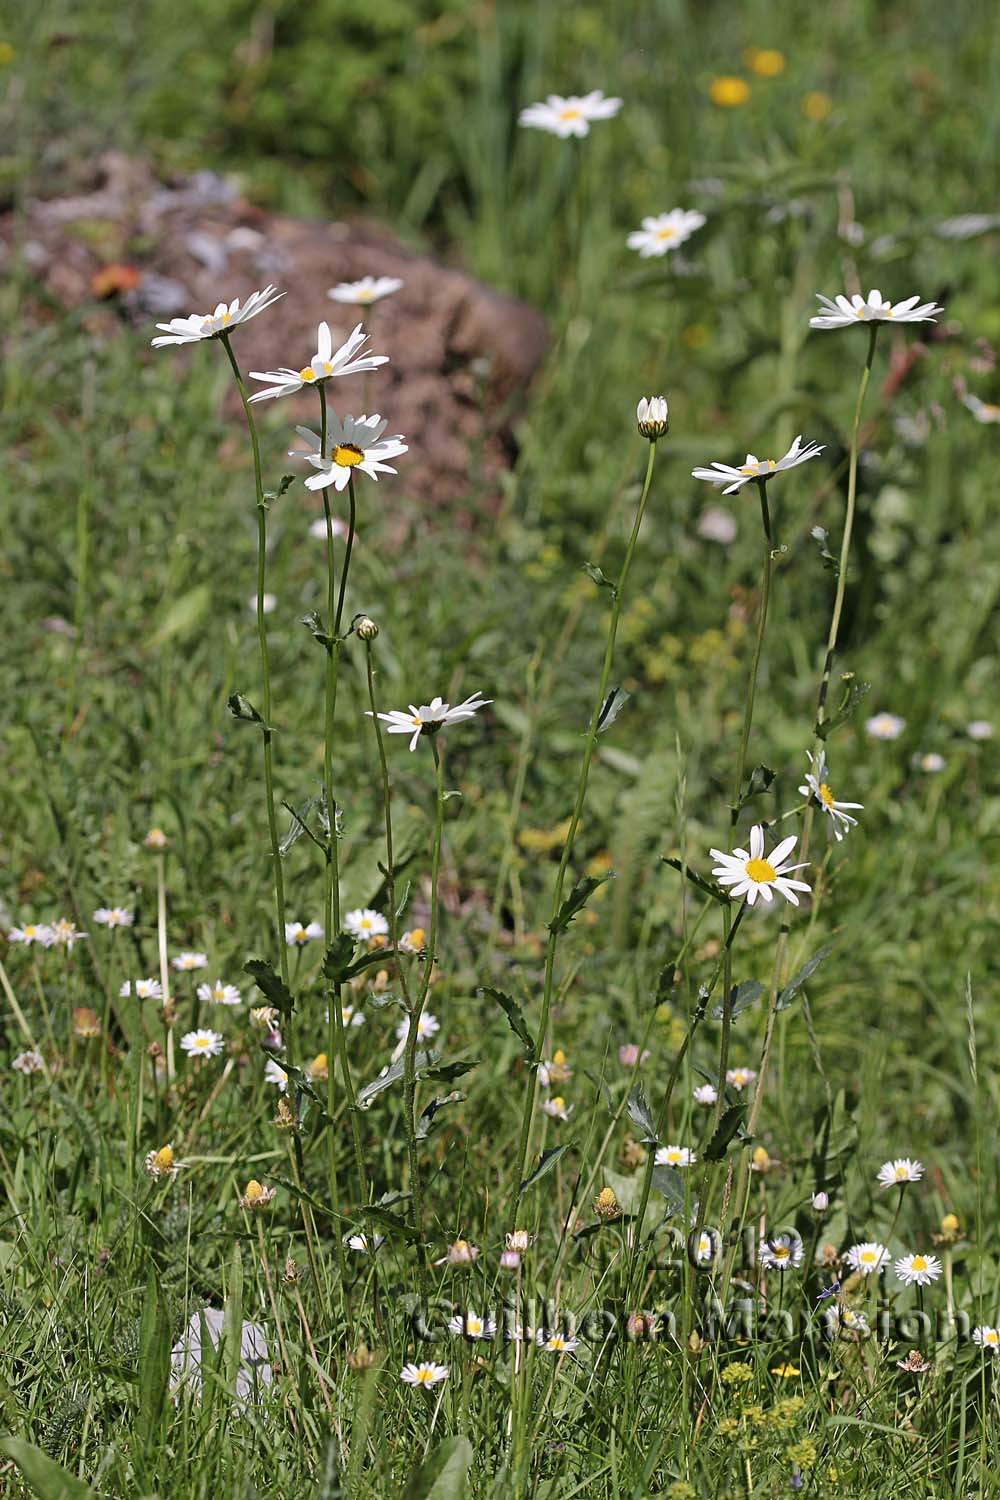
626, 1083, 657, 1143
244, 958, 295, 1018
582, 561, 615, 591
704, 1104, 748, 1161
420, 1057, 478, 1085
263, 473, 297, 504
415, 1091, 466, 1140
733, 763, 775, 815
480, 986, 535, 1061
321, 934, 356, 985
815, 677, 871, 739
0, 1438, 95, 1500
519, 1142, 573, 1195
778, 943, 833, 1010
549, 872, 613, 934
651, 1164, 698, 1224
227, 692, 263, 725
711, 979, 764, 1021
300, 610, 335, 651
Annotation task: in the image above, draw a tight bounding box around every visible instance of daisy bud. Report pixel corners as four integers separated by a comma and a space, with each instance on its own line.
593, 1186, 621, 1220
499, 1249, 521, 1271
636, 395, 669, 440
144, 827, 169, 851
239, 1179, 276, 1210
354, 614, 379, 641
446, 1238, 479, 1266
812, 1191, 829, 1212
282, 1256, 300, 1284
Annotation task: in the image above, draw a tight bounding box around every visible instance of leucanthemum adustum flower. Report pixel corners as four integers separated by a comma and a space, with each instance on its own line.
120, 978, 164, 1001
264, 1059, 289, 1092
798, 750, 863, 841
809, 288, 944, 330
518, 89, 622, 138
12, 1050, 45, 1074
725, 1066, 756, 1090
328, 276, 404, 306
197, 979, 242, 1006
655, 1144, 696, 1168
866, 711, 906, 741
151, 285, 284, 346
845, 1241, 889, 1276
347, 1232, 384, 1254
145, 1143, 183, 1179
172, 951, 208, 971
759, 1234, 804, 1271
344, 908, 388, 940
448, 1310, 496, 1340
8, 922, 55, 946
400, 1361, 449, 1388
692, 434, 824, 496
627, 208, 706, 257
371, 691, 491, 752
291, 416, 407, 492
94, 907, 133, 929
239, 1179, 277, 1209
894, 1252, 942, 1287
961, 393, 1000, 424
50, 918, 87, 950
973, 1326, 1000, 1351
542, 1096, 572, 1122
395, 1012, 440, 1043
877, 1157, 924, 1188
248, 322, 388, 402
710, 824, 811, 907
180, 1028, 224, 1059
285, 920, 323, 946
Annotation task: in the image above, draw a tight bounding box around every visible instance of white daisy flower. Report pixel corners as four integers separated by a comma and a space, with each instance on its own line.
759, 1234, 804, 1271
876, 1158, 924, 1188
172, 951, 208, 971
917, 752, 945, 773
264, 1059, 289, 1092
347, 1233, 385, 1254
537, 1330, 579, 1353
972, 1326, 1000, 1351
8, 923, 55, 947
692, 434, 824, 496
371, 691, 491, 752
328, 276, 404, 306
967, 720, 994, 740
812, 1191, 829, 1212
798, 751, 863, 841
693, 1230, 720, 1265
119, 978, 164, 1001
12, 1049, 45, 1074
50, 918, 87, 950
636, 395, 669, 439
197, 979, 242, 1006
151, 285, 284, 347
655, 1144, 696, 1167
506, 1230, 532, 1252
284, 920, 324, 946
865, 712, 906, 741
309, 515, 348, 541
93, 907, 134, 929
809, 288, 944, 330
894, 1252, 942, 1287
400, 1361, 449, 1387
542, 1096, 572, 1122
395, 1013, 440, 1043
448, 1310, 495, 1340
835, 1307, 870, 1335
339, 1005, 365, 1029
627, 208, 706, 257
961, 393, 1000, 425
180, 1029, 224, 1058
344, 908, 389, 940
845, 1241, 889, 1276
291, 415, 407, 493
537, 1050, 571, 1087
693, 1083, 718, 1105
725, 1067, 757, 1091
144, 1143, 183, 1179
248, 322, 388, 403
710, 824, 812, 907
518, 89, 622, 138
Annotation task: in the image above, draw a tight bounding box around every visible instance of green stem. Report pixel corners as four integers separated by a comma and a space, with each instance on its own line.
219, 334, 290, 999
730, 478, 775, 823
364, 644, 411, 1007
510, 438, 660, 1212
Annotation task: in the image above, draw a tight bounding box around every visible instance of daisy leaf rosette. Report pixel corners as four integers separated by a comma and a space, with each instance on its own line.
692, 434, 824, 496
151, 285, 284, 347
291, 416, 408, 492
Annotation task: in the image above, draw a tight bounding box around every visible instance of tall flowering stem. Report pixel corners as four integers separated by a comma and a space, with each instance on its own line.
219, 334, 291, 999
509, 436, 660, 1212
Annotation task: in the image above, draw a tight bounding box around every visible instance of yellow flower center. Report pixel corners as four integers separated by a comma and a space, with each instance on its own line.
243, 1179, 265, 1204
895, 1166, 908, 1180
24, 925, 37, 937
559, 107, 582, 121
551, 1097, 566, 1113
194, 1037, 210, 1048
656, 227, 676, 241
740, 459, 776, 475
773, 1245, 789, 1259
154, 1146, 174, 1169
745, 857, 777, 883
818, 782, 835, 808
333, 443, 364, 467
359, 918, 371, 929
550, 1336, 566, 1349
407, 927, 427, 948
416, 1367, 435, 1382
309, 1053, 328, 1078
552, 1049, 566, 1065
861, 1250, 875, 1263
911, 1255, 927, 1271
299, 365, 315, 382
987, 1331, 999, 1344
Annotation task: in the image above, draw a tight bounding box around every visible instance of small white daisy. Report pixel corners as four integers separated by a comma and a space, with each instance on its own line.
845, 1241, 889, 1276
655, 1144, 696, 1168
917, 752, 945, 773
248, 322, 388, 403
395, 1012, 440, 1044
400, 1361, 449, 1387
967, 720, 994, 740
197, 979, 242, 1006
12, 1049, 45, 1074
49, 918, 87, 950
119, 978, 164, 1001
798, 751, 863, 841
344, 908, 389, 940
759, 1234, 804, 1271
328, 276, 404, 306
710, 824, 812, 907
627, 208, 706, 257
865, 712, 906, 741
447, 1310, 496, 1340
961, 393, 1000, 425
291, 415, 407, 493
537, 1051, 571, 1087
285, 920, 323, 946
8, 923, 55, 947
809, 288, 943, 330
151, 285, 284, 347
972, 1326, 1000, 1351
894, 1252, 942, 1287
339, 1005, 365, 1029
812, 1191, 829, 1212
725, 1067, 757, 1091
542, 1096, 572, 1122
172, 951, 208, 971
94, 907, 134, 929
693, 1230, 720, 1265
693, 1083, 718, 1105
180, 1029, 224, 1058
347, 1233, 385, 1254
371, 691, 491, 752
877, 1158, 924, 1189
264, 1059, 289, 1092
518, 89, 622, 138
693, 434, 824, 496
538, 1330, 579, 1353
144, 1143, 183, 1179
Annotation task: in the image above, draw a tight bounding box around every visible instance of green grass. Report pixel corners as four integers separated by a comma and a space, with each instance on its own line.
3, 1, 1000, 1496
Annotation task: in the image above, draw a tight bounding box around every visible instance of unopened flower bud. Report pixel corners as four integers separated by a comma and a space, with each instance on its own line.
637, 395, 669, 440
354, 615, 379, 641
812, 1190, 829, 1212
